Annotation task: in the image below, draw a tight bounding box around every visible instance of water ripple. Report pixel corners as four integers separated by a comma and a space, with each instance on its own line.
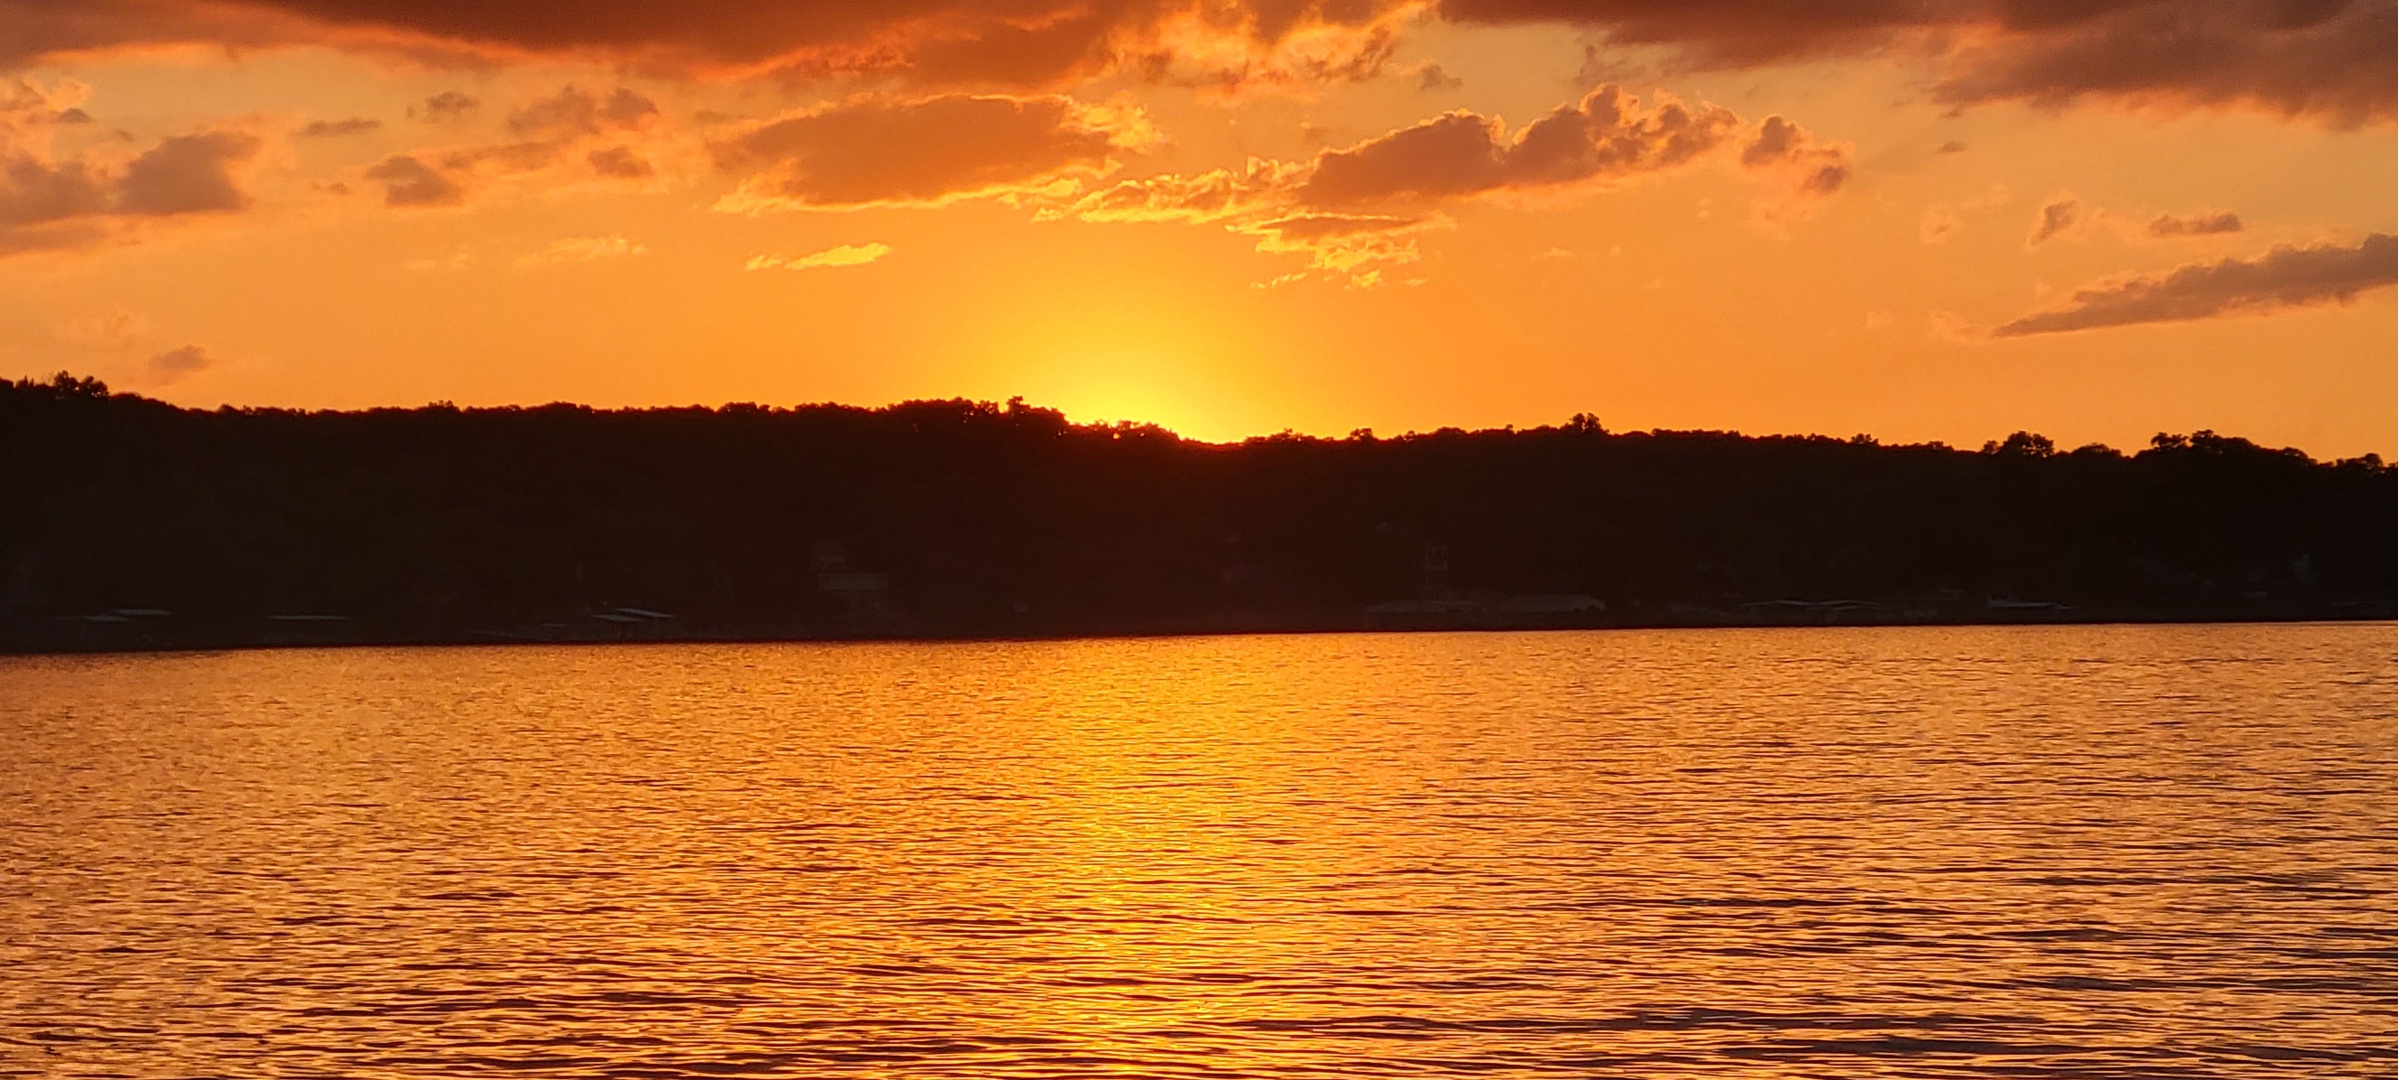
4, 624, 2396, 1077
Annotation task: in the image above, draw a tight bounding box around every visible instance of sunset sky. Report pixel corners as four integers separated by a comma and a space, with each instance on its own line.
3, 1, 2395, 451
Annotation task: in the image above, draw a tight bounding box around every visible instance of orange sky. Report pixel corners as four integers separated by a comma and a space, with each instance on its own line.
3, 2, 2396, 452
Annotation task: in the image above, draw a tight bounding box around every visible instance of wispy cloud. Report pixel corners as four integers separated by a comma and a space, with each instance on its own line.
516, 235, 647, 266
2148, 210, 2244, 238
746, 243, 894, 271
1996, 233, 2398, 337
295, 116, 380, 138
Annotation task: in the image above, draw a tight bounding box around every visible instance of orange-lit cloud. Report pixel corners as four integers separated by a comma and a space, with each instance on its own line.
712, 93, 1156, 212
1031, 85, 1845, 282
1996, 232, 2398, 336
747, 242, 896, 270
1238, 211, 1443, 286
1053, 158, 1301, 225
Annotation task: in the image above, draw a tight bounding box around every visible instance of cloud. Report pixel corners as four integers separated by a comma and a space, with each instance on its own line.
517, 234, 647, 266
357, 85, 670, 208
1038, 85, 1842, 282
1049, 158, 1300, 224
1736, 113, 1850, 222
296, 116, 381, 138
0, 155, 111, 233
1414, 63, 1465, 91
1922, 204, 1964, 244
1994, 232, 2398, 336
409, 91, 480, 122
1437, 0, 1941, 64
1300, 85, 1743, 205
146, 344, 214, 383
55, 308, 148, 346
0, 0, 1417, 94
4, 1, 2394, 124
746, 242, 894, 270
506, 86, 657, 139
586, 145, 654, 178
2030, 194, 2249, 246
1236, 211, 1444, 284
712, 93, 1156, 212
1, 117, 260, 255
1437, 1, 2398, 125
2149, 210, 2243, 237
1935, 2, 2398, 125
115, 131, 260, 215
1296, 85, 1846, 214
2027, 193, 2087, 247
363, 154, 465, 206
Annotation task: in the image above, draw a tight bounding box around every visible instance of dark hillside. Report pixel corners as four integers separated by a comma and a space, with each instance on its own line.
5, 373, 2394, 651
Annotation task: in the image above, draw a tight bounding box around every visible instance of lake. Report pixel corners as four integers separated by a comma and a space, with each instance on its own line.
4, 626, 2395, 1077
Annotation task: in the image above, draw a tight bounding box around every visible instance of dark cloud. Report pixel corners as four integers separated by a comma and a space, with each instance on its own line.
0, 155, 111, 230
115, 131, 260, 214
712, 93, 1150, 211
1415, 63, 1464, 91
1936, 2, 2398, 124
1300, 85, 1741, 205
506, 86, 656, 138
2027, 194, 2085, 246
1438, 1, 2398, 123
0, 0, 1411, 93
359, 86, 665, 206
586, 145, 653, 178
1439, 0, 1942, 64
1, 126, 259, 254
147, 344, 214, 383
2028, 196, 2247, 245
1995, 232, 2398, 335
9, 1, 2391, 121
2148, 209, 2244, 236
363, 153, 465, 206
1739, 114, 1848, 195
0, 0, 292, 70
296, 116, 381, 137
409, 91, 479, 122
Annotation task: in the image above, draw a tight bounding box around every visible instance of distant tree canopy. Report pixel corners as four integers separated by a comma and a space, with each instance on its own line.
4, 373, 2395, 649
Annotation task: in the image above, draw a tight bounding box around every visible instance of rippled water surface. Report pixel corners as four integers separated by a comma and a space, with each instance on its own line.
5, 626, 2398, 1077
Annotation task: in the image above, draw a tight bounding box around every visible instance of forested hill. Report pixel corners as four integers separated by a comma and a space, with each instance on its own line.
6, 372, 2396, 652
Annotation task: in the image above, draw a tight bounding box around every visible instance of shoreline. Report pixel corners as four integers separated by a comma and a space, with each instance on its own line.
9, 607, 2393, 657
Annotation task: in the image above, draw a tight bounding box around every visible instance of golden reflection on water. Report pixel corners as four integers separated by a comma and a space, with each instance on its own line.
4, 625, 2397, 1077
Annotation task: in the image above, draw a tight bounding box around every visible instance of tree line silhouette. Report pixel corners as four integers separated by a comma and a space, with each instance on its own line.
6, 371, 2394, 651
